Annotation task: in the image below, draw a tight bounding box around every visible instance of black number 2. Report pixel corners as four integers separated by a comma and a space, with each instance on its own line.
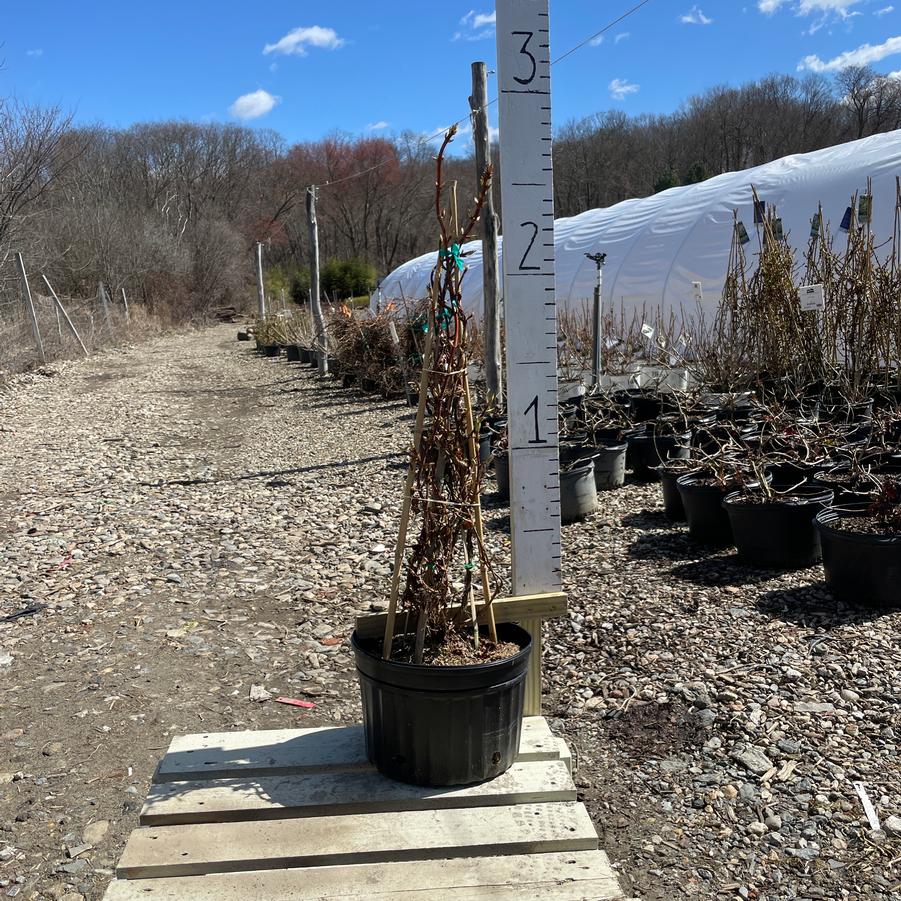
518, 221, 540, 271
512, 31, 536, 85
524, 395, 546, 444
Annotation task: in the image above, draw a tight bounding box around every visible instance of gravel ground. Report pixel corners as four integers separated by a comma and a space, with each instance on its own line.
1, 324, 899, 901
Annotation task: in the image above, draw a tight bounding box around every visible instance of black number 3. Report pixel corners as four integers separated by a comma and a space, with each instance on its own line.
512, 31, 536, 85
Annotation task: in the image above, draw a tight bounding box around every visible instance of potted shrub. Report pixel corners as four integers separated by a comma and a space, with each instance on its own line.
816, 479, 901, 608
350, 130, 531, 786
723, 480, 834, 569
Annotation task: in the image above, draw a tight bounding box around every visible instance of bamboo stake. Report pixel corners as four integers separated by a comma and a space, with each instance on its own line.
381, 299, 437, 660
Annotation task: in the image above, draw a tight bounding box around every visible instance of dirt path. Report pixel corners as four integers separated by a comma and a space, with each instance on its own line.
0, 326, 412, 900
2, 325, 899, 901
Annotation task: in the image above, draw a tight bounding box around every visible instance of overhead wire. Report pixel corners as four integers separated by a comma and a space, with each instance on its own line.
313, 0, 655, 192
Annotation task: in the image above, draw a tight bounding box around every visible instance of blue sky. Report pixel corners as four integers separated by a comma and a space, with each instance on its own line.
4, 0, 900, 149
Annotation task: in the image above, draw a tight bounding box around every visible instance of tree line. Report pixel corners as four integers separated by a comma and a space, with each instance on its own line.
2, 66, 899, 319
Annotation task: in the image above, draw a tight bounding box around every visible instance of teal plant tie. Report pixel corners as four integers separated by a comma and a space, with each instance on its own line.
440, 243, 464, 272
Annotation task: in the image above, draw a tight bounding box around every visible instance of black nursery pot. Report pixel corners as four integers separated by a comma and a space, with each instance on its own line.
285, 344, 301, 363
659, 468, 688, 521
723, 487, 834, 569
815, 508, 901, 608
677, 474, 735, 545
629, 431, 691, 482
262, 344, 280, 357
351, 623, 532, 786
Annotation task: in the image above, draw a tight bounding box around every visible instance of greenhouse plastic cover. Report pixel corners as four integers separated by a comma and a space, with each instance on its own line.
373, 130, 901, 322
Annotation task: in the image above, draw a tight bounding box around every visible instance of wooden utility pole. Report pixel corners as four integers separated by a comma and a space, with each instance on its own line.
41, 275, 88, 356
306, 186, 328, 373
120, 287, 130, 322
14, 252, 45, 363
98, 282, 113, 335
469, 61, 503, 407
255, 242, 266, 319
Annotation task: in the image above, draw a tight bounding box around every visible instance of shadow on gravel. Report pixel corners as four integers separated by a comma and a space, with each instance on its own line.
668, 556, 772, 587
620, 509, 675, 530
144, 452, 405, 488
627, 531, 702, 562
757, 583, 889, 627
600, 700, 706, 761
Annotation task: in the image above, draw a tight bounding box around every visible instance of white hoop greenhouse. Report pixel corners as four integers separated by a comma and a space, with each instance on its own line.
373, 130, 901, 322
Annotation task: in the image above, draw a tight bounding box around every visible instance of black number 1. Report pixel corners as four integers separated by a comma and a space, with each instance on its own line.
524, 395, 546, 444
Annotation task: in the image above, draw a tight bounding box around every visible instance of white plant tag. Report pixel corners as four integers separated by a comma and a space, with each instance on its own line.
799, 283, 825, 312
692, 281, 703, 303
641, 323, 655, 339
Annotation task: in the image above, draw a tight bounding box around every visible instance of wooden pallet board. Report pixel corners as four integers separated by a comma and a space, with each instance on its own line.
155, 715, 559, 783
117, 801, 598, 878
104, 717, 625, 899
104, 850, 623, 900
141, 758, 575, 825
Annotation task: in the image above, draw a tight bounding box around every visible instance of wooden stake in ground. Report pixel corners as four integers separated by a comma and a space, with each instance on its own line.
14, 252, 45, 363
470, 60, 503, 407
255, 242, 267, 319
306, 186, 329, 374
121, 287, 131, 323
41, 275, 89, 357
98, 282, 113, 336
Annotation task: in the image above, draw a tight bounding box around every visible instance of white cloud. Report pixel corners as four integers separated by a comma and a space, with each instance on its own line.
263, 26, 345, 56
366, 121, 389, 131
889, 68, 901, 77
876, 4, 895, 14
614, 32, 631, 43
609, 78, 640, 100
798, 34, 901, 71
589, 34, 605, 46
229, 90, 280, 120
759, 0, 862, 18
453, 10, 496, 41
680, 6, 714, 24
26, 48, 43, 57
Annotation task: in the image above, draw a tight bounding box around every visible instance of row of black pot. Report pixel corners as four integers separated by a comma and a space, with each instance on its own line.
661, 472, 898, 607
492, 442, 628, 524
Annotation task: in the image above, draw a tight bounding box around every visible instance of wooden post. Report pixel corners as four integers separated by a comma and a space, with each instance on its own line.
121, 287, 131, 322
306, 186, 328, 374
98, 282, 113, 335
41, 275, 89, 356
14, 252, 45, 363
255, 242, 267, 320
470, 61, 503, 407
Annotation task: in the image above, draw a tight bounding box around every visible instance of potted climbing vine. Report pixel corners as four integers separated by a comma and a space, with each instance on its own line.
351, 127, 532, 786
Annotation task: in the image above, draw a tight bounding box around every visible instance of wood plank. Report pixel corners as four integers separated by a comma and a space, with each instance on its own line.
116, 802, 598, 878
354, 593, 567, 639
141, 759, 575, 825
104, 851, 621, 900
155, 716, 560, 783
